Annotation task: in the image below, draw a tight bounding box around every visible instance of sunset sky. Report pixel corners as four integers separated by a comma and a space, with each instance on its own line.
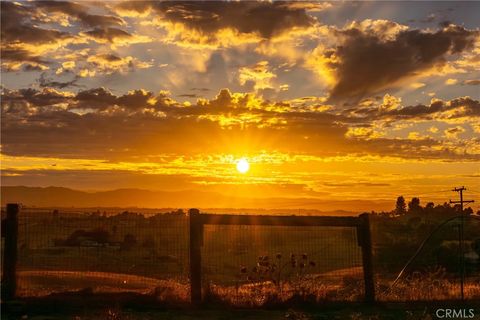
1, 1, 479, 210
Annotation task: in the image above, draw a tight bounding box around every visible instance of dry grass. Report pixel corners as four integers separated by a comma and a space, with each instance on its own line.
206, 280, 363, 307
204, 266, 366, 307
377, 271, 480, 301
17, 270, 190, 303
15, 268, 480, 306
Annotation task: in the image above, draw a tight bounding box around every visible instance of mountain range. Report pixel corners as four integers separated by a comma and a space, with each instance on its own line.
1, 186, 394, 213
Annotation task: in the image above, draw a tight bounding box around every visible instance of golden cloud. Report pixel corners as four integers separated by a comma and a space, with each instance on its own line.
238, 61, 276, 91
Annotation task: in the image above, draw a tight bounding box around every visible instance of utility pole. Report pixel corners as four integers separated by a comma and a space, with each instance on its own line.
450, 186, 474, 301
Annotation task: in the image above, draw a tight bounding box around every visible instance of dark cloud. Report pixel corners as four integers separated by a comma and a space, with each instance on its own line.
327, 25, 478, 100
1, 1, 123, 31
0, 2, 71, 44
2, 86, 477, 161
75, 87, 117, 110
383, 97, 480, 119
1, 2, 33, 34
445, 127, 463, 135
94, 54, 123, 62
0, 48, 49, 71
0, 1, 133, 71
0, 1, 69, 45
463, 79, 480, 86
178, 94, 200, 98
116, 1, 315, 39
1, 88, 71, 108
83, 27, 132, 42
343, 96, 480, 124
39, 73, 80, 89
117, 90, 154, 109
34, 1, 124, 28
23, 64, 48, 72
75, 88, 154, 110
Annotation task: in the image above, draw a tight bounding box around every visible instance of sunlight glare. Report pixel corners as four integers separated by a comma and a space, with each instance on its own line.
236, 158, 250, 174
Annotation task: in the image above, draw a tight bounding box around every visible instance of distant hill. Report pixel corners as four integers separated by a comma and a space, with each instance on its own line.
1, 186, 393, 212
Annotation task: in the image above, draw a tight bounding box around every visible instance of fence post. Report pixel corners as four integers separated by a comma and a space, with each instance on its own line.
358, 213, 375, 303
189, 208, 202, 305
2, 203, 19, 300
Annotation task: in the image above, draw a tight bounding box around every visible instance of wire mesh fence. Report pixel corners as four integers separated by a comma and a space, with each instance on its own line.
2, 205, 479, 304
201, 224, 364, 306
371, 215, 480, 301
14, 207, 190, 300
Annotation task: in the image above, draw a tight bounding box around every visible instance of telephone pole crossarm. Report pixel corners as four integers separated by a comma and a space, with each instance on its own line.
450, 200, 475, 204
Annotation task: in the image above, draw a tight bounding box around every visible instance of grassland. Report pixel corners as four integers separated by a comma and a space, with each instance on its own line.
3, 208, 480, 306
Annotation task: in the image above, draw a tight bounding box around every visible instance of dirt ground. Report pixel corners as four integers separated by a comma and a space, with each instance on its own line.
3, 301, 480, 320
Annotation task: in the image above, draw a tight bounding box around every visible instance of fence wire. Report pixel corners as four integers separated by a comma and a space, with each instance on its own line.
201, 224, 364, 305
15, 207, 190, 300
371, 216, 480, 301
3, 206, 479, 304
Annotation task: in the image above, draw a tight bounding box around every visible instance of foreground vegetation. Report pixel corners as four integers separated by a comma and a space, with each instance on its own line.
14, 267, 480, 306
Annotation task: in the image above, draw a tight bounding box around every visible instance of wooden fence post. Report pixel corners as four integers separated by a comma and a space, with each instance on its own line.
189, 208, 203, 305
2, 203, 19, 300
358, 213, 375, 303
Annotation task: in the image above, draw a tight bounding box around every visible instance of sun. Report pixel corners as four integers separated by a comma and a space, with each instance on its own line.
236, 158, 250, 174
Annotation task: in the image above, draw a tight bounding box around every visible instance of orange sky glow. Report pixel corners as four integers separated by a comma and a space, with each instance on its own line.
1, 1, 479, 211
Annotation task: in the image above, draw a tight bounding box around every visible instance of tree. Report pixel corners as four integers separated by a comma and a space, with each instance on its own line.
60, 228, 110, 246
395, 196, 406, 215
408, 197, 421, 213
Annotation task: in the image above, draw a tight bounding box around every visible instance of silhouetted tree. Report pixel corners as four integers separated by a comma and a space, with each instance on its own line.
167, 209, 185, 215
395, 196, 407, 215
60, 228, 110, 246
408, 197, 421, 213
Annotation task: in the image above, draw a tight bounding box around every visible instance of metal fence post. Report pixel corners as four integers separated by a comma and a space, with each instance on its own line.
2, 203, 19, 300
189, 208, 202, 305
358, 213, 375, 303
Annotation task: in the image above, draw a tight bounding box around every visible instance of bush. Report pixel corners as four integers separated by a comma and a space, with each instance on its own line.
59, 228, 110, 246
